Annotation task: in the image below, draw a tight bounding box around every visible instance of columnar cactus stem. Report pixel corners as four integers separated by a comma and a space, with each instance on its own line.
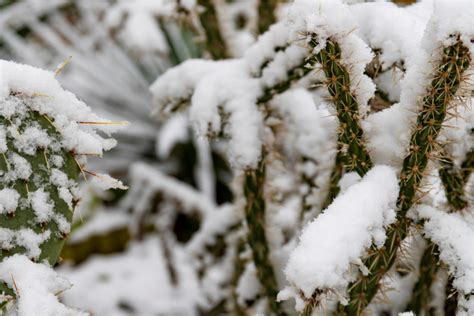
312, 38, 372, 177
340, 39, 471, 315
243, 152, 286, 315
406, 241, 440, 314
197, 0, 229, 60
301, 38, 373, 315
407, 149, 474, 314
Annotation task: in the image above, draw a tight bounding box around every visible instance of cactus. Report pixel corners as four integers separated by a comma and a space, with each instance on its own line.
0, 61, 123, 307
407, 148, 474, 314
146, 1, 474, 315
0, 98, 79, 296
341, 39, 471, 315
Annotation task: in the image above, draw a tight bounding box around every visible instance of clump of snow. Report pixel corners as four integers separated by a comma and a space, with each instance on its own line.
280, 165, 398, 309
89, 173, 128, 191
29, 189, 54, 224
0, 254, 86, 316
286, 0, 375, 116
0, 188, 20, 215
189, 60, 263, 169
243, 22, 290, 76
150, 59, 223, 118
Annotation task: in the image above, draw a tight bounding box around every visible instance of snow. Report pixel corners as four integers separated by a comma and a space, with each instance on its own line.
150, 59, 223, 118
418, 205, 474, 299
189, 60, 263, 169
156, 113, 189, 158
60, 236, 200, 316
281, 165, 399, 308
363, 0, 474, 167
29, 189, 54, 224
244, 22, 290, 76
0, 254, 86, 316
287, 0, 375, 116
89, 173, 128, 191
0, 188, 20, 215
0, 60, 124, 156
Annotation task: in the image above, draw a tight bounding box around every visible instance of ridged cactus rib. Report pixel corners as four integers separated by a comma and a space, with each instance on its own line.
312, 38, 372, 177
340, 40, 471, 316
243, 154, 286, 316
0, 96, 80, 296
407, 149, 474, 314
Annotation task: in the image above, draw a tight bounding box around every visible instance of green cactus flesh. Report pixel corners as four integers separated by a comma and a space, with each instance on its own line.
0, 95, 80, 296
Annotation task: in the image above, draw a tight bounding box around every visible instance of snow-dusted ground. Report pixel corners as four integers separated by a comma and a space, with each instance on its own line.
60, 236, 201, 316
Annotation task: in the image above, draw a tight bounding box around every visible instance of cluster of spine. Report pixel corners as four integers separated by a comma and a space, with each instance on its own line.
313, 39, 372, 177
0, 95, 80, 296
301, 37, 373, 315
340, 39, 471, 315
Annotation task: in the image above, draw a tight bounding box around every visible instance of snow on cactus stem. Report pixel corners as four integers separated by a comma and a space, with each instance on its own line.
342, 3, 473, 313
407, 149, 474, 313
0, 60, 124, 298
279, 166, 398, 312
417, 205, 474, 315
285, 0, 375, 219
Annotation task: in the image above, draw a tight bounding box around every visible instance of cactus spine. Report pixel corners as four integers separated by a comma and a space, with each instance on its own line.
341, 39, 471, 315
407, 149, 474, 314
313, 39, 372, 177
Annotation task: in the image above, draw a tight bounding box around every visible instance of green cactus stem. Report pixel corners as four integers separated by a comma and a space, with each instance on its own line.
340, 39, 471, 315
312, 38, 373, 177
243, 151, 286, 315
197, 0, 229, 60
406, 242, 440, 314
0, 97, 80, 296
406, 149, 474, 314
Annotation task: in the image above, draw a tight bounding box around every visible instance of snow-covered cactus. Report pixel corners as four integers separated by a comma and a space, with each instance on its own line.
145, 0, 474, 315
0, 60, 124, 302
